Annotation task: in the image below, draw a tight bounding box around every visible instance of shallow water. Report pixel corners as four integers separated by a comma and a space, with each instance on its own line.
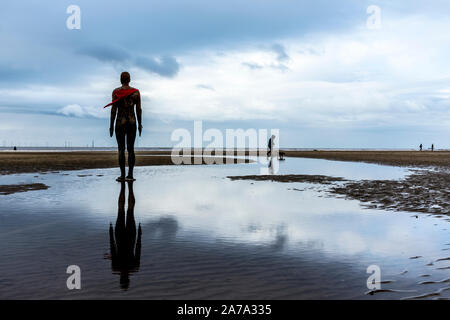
0, 158, 448, 299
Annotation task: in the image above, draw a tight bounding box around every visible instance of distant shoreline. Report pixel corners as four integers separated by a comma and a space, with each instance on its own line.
1, 151, 448, 215
0, 150, 448, 175
0, 151, 250, 175
282, 150, 450, 169
1, 147, 448, 152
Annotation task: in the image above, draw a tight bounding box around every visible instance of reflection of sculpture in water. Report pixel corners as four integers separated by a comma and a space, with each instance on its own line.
109, 181, 141, 290
268, 157, 274, 175
267, 135, 275, 157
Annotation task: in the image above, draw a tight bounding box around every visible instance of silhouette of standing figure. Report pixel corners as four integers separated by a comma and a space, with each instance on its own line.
108, 72, 143, 182
431, 144, 434, 152
419, 144, 422, 151
109, 181, 142, 290
267, 135, 275, 157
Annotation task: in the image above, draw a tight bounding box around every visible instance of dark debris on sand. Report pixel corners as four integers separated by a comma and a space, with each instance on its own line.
228, 170, 450, 215
329, 170, 449, 215
0, 183, 50, 195
228, 174, 346, 184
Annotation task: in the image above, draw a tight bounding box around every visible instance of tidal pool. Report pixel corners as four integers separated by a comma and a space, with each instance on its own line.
0, 158, 448, 299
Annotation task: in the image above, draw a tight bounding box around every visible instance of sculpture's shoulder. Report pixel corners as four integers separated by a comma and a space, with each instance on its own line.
112, 87, 122, 97
130, 87, 140, 99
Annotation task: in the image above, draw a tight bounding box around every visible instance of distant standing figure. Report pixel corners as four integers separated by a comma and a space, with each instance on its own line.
106, 72, 143, 182
267, 135, 275, 157
13, 146, 17, 151
431, 144, 434, 152
419, 144, 422, 151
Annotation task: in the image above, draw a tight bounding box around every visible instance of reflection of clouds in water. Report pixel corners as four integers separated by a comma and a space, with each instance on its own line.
2, 159, 449, 300
361, 222, 442, 258
270, 225, 288, 251
137, 174, 356, 244
336, 232, 366, 255
326, 215, 449, 259
145, 216, 179, 241
133, 170, 446, 258
7, 161, 445, 261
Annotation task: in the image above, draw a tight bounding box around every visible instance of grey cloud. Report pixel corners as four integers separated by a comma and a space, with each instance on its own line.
76, 45, 180, 78
269, 44, 290, 71
0, 0, 367, 87
135, 55, 180, 78
0, 105, 59, 116
241, 46, 290, 71
57, 104, 104, 119
77, 45, 131, 63
298, 47, 322, 56
242, 62, 263, 70
271, 44, 289, 62
196, 84, 215, 91
270, 63, 289, 72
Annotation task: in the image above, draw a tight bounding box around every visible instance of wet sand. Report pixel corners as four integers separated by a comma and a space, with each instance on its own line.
0, 151, 249, 175
0, 183, 49, 195
282, 150, 450, 168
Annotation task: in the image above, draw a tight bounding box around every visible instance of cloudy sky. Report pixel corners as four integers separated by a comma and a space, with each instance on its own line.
1, 0, 449, 148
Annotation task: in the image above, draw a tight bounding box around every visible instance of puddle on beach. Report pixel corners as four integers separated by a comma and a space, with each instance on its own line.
0, 158, 448, 299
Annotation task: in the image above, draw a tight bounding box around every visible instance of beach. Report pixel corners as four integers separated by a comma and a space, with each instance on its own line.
0, 151, 249, 175
2, 151, 449, 214
0, 155, 449, 299
282, 150, 450, 168
1, 150, 449, 176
